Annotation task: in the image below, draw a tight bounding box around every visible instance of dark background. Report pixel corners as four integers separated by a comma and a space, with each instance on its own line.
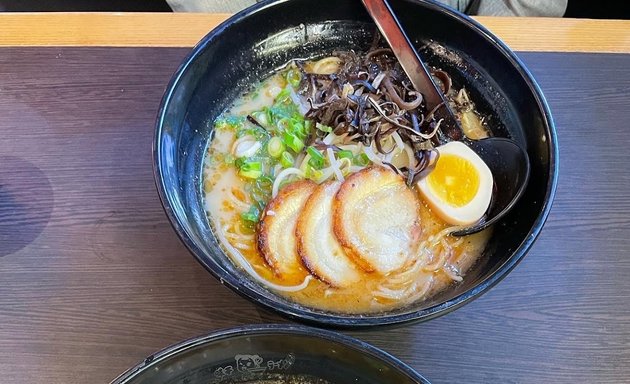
0, 0, 172, 12
0, 0, 628, 19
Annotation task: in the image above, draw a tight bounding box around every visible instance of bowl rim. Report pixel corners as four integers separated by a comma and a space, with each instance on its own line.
153, 0, 559, 327
110, 324, 431, 383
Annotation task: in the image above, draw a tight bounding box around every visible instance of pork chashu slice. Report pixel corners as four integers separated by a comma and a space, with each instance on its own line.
257, 180, 316, 280
333, 166, 421, 274
296, 181, 362, 287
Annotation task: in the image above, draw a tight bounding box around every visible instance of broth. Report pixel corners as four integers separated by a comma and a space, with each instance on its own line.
203, 54, 492, 314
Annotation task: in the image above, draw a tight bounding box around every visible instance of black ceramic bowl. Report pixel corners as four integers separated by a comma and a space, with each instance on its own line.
111, 325, 430, 383
154, 0, 558, 327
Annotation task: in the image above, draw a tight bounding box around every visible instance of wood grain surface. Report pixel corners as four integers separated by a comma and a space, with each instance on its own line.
0, 47, 629, 384
0, 13, 629, 53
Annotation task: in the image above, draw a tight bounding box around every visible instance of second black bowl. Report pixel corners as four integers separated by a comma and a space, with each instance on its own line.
111, 325, 430, 383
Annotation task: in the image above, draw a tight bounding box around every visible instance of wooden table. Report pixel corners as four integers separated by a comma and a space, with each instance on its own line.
1, 13, 629, 384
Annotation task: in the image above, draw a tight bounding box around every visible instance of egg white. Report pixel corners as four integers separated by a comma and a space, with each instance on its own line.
417, 141, 493, 226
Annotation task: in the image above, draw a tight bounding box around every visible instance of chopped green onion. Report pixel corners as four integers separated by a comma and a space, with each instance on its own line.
353, 153, 370, 166
238, 159, 263, 179
283, 131, 304, 153
255, 175, 274, 193
222, 153, 235, 165
291, 120, 306, 138
267, 103, 294, 123
307, 146, 326, 169
214, 116, 244, 132
275, 87, 291, 103
306, 166, 324, 181
338, 157, 352, 175
280, 151, 294, 168
267, 136, 284, 158
236, 124, 268, 140
337, 150, 353, 160
251, 111, 269, 128
240, 205, 260, 224
239, 220, 256, 233
304, 119, 313, 133
276, 118, 290, 133
240, 169, 262, 180
286, 69, 301, 88
263, 107, 275, 128
316, 123, 333, 133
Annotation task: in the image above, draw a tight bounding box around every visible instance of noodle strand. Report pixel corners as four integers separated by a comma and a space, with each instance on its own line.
214, 218, 313, 292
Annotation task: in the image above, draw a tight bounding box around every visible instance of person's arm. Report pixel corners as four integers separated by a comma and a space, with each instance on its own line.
166, 0, 256, 12
166, 0, 566, 17
471, 0, 567, 16
424, 0, 567, 16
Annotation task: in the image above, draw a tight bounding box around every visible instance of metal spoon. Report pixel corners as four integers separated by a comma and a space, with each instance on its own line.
362, 0, 530, 236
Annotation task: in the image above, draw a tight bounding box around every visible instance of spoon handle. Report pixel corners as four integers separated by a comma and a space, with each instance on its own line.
361, 0, 442, 109
362, 0, 463, 139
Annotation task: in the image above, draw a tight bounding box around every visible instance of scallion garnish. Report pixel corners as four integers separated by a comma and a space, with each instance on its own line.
306, 166, 323, 180
240, 205, 260, 224
238, 159, 263, 179
307, 146, 326, 169
337, 150, 353, 160
250, 111, 269, 129
283, 131, 305, 153
353, 153, 370, 166
316, 123, 333, 133
286, 69, 301, 88
280, 151, 294, 168
275, 87, 291, 104
267, 136, 284, 158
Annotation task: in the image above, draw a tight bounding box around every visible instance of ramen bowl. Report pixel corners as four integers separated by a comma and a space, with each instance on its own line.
111, 325, 430, 383
154, 0, 558, 327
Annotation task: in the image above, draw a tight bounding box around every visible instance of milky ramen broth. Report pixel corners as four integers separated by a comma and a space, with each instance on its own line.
203, 53, 492, 314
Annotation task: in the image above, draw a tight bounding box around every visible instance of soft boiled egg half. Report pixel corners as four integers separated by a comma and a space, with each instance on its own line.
417, 141, 493, 226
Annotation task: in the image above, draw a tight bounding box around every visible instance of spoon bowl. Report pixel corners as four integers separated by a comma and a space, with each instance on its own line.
452, 137, 531, 236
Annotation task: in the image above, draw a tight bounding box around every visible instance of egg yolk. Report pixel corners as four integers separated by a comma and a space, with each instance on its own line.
427, 153, 480, 207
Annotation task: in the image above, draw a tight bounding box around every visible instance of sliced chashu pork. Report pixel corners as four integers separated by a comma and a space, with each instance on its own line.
296, 181, 362, 288
333, 166, 421, 274
257, 180, 316, 280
